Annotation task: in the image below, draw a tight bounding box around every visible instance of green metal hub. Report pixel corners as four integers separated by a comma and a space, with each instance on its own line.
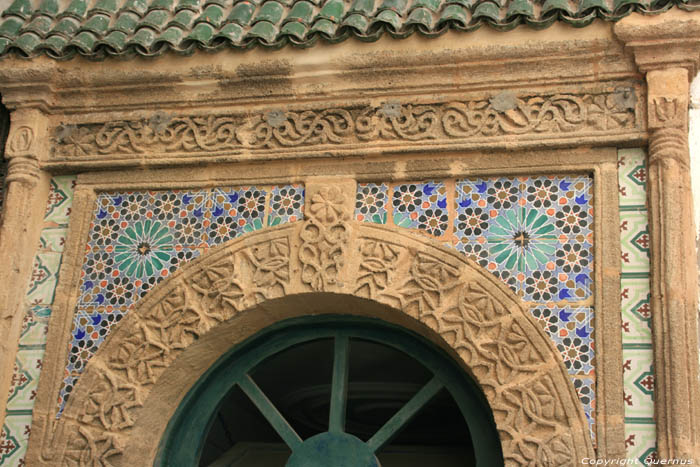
286, 432, 379, 467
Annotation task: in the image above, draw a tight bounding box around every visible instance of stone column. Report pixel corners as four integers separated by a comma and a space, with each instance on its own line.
0, 109, 51, 429
615, 10, 700, 461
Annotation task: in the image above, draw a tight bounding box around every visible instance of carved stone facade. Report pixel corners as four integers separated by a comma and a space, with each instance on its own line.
0, 6, 699, 467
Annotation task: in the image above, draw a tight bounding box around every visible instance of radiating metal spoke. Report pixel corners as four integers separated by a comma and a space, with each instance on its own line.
367, 375, 443, 452
238, 374, 303, 451
329, 335, 350, 433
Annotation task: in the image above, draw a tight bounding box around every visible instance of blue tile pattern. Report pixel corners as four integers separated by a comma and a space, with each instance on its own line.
58, 185, 304, 414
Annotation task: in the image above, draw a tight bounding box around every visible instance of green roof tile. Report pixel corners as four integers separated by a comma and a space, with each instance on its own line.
14, 30, 41, 52
411, 0, 442, 12
69, 29, 97, 50
319, 0, 344, 21
3, 0, 34, 19
0, 17, 23, 37
228, 1, 255, 25
248, 19, 278, 41
185, 19, 214, 41
37, 0, 59, 15
99, 28, 127, 47
60, 0, 88, 18
51, 16, 81, 34
80, 13, 110, 34
341, 12, 369, 31
0, 0, 696, 59
542, 0, 575, 15
406, 5, 433, 26
22, 15, 53, 35
215, 21, 244, 41
256, 1, 285, 23
112, 11, 139, 32
280, 18, 307, 37
349, 0, 375, 16
284, 1, 313, 23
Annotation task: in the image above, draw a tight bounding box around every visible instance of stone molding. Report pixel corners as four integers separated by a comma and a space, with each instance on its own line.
47, 90, 640, 167
37, 217, 594, 466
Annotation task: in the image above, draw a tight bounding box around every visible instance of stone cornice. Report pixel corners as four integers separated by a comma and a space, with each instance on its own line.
614, 9, 700, 77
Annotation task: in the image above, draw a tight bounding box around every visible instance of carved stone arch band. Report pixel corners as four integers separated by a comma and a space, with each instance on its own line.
53, 221, 594, 466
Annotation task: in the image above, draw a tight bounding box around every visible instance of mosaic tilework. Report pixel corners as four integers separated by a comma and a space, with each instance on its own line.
355, 183, 388, 224
1, 176, 75, 467
58, 185, 304, 415
618, 148, 656, 462
530, 305, 596, 443
355, 176, 596, 441
455, 176, 593, 302
392, 182, 449, 236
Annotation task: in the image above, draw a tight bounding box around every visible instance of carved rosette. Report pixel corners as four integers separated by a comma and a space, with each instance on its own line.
53, 223, 592, 466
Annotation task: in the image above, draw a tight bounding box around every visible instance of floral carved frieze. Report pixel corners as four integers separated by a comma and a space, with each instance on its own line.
51, 89, 639, 160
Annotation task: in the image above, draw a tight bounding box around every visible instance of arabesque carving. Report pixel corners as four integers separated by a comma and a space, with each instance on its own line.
299, 185, 351, 291
52, 222, 593, 466
52, 91, 638, 159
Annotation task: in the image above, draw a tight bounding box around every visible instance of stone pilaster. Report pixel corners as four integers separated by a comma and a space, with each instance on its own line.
615, 10, 700, 461
646, 68, 700, 462
0, 109, 51, 429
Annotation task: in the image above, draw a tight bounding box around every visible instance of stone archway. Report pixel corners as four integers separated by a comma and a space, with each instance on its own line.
54, 181, 594, 466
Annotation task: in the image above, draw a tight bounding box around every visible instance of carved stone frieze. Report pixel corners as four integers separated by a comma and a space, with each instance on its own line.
51, 90, 639, 160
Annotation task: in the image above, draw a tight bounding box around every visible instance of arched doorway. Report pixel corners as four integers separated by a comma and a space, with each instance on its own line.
157, 317, 503, 466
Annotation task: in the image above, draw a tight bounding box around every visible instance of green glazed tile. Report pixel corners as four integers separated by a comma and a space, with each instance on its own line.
142, 8, 170, 29
472, 0, 500, 20
341, 12, 369, 31
506, 0, 534, 17
4, 0, 33, 18
439, 3, 467, 22
113, 11, 139, 32
248, 19, 278, 41
406, 6, 434, 27
375, 8, 402, 29
541, 0, 574, 15
216, 22, 244, 41
285, 1, 314, 23
198, 3, 224, 26
81, 14, 110, 35
0, 17, 23, 37
51, 17, 81, 35
38, 0, 59, 15
280, 19, 307, 38
310, 16, 336, 34
159, 24, 185, 43
256, 1, 284, 24
579, 0, 612, 12
349, 0, 375, 16
186, 21, 214, 43
228, 1, 255, 24
100, 29, 127, 48
411, 0, 442, 12
14, 31, 41, 53
130, 24, 156, 46
319, 0, 345, 21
